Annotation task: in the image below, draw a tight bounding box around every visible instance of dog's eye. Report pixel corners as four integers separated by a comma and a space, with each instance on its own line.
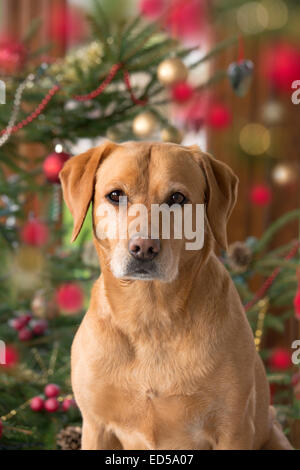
106, 190, 124, 204
168, 192, 186, 206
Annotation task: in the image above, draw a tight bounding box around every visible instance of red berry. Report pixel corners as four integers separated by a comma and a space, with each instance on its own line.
30, 396, 44, 412
62, 398, 76, 412
44, 398, 60, 413
171, 81, 193, 103
11, 314, 31, 331
18, 327, 33, 342
44, 383, 60, 398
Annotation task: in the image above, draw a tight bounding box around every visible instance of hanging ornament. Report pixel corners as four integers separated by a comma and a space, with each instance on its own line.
269, 348, 291, 370
62, 398, 77, 412
30, 396, 45, 412
0, 345, 19, 369
171, 81, 194, 103
44, 398, 60, 413
227, 60, 254, 97
45, 383, 60, 398
271, 163, 296, 186
261, 100, 284, 126
239, 123, 271, 155
56, 283, 84, 314
250, 184, 272, 207
0, 39, 27, 74
139, 0, 166, 19
132, 112, 157, 138
157, 58, 188, 86
20, 219, 49, 247
161, 126, 183, 144
207, 102, 232, 129
263, 42, 300, 92
43, 151, 70, 184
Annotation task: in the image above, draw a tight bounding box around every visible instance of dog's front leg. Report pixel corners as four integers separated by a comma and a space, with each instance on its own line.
214, 416, 255, 450
81, 418, 123, 450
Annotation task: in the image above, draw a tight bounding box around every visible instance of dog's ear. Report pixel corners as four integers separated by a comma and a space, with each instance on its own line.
190, 146, 239, 251
59, 141, 115, 242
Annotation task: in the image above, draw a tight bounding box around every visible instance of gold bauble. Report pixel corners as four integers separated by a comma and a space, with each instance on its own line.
157, 58, 188, 86
271, 163, 296, 185
239, 123, 271, 155
132, 112, 157, 138
161, 126, 183, 144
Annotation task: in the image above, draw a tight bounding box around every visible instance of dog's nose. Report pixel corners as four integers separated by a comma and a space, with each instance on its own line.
128, 237, 160, 261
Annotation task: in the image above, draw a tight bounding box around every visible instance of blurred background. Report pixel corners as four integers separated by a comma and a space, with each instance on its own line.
0, 0, 300, 450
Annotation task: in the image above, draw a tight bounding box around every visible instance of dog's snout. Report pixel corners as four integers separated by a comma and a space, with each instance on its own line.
128, 237, 160, 261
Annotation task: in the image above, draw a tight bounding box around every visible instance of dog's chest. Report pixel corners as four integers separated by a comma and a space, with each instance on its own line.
87, 341, 215, 449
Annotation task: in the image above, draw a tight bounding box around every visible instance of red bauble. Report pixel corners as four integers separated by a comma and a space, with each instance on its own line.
0, 39, 27, 74
30, 396, 44, 412
294, 286, 300, 320
31, 319, 48, 336
165, 0, 206, 42
207, 103, 232, 129
139, 0, 166, 19
0, 345, 19, 368
44, 398, 60, 413
171, 81, 194, 103
62, 398, 76, 412
11, 314, 31, 331
21, 219, 49, 246
45, 383, 60, 398
56, 283, 84, 314
269, 348, 291, 371
250, 185, 272, 207
264, 42, 300, 93
43, 151, 70, 184
18, 327, 33, 342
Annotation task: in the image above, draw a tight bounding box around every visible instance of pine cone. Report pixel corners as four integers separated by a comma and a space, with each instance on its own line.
56, 426, 82, 450
227, 241, 252, 273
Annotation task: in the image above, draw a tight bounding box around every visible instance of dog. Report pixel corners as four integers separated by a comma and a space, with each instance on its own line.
60, 141, 293, 450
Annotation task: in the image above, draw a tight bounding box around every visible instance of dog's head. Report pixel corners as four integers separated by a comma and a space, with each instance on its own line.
60, 141, 238, 282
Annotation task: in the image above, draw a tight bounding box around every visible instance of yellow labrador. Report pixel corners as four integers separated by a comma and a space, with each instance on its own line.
60, 141, 292, 450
